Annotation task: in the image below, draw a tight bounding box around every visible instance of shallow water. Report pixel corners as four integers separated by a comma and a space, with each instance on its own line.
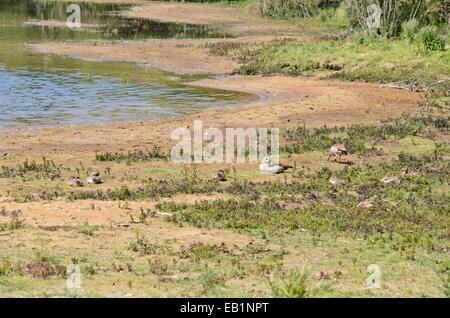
0, 0, 254, 130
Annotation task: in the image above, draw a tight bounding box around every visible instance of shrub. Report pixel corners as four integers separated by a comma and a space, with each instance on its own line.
259, 0, 341, 19
423, 0, 450, 26
437, 261, 450, 297
95, 146, 167, 163
345, 0, 448, 37
270, 269, 310, 298
0, 157, 63, 180
416, 25, 446, 52
128, 229, 168, 256
200, 267, 225, 293
401, 19, 420, 42
26, 252, 66, 279
0, 260, 15, 276
0, 219, 26, 232
75, 221, 99, 236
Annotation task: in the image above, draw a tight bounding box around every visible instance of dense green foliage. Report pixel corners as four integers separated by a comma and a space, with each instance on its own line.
233, 38, 449, 82
416, 25, 447, 52
345, 0, 449, 36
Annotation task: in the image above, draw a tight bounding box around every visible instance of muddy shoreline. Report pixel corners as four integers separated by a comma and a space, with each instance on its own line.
8, 0, 423, 146
0, 74, 421, 158
6, 0, 422, 145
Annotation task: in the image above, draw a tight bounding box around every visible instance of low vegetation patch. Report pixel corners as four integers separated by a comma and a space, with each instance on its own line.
95, 146, 167, 163
0, 253, 66, 280
259, 0, 341, 19
0, 157, 63, 180
270, 269, 311, 298
0, 219, 26, 232
162, 151, 450, 253
75, 221, 100, 236
282, 115, 449, 155
238, 37, 449, 82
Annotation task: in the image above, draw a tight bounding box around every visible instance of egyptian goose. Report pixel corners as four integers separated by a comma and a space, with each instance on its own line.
215, 170, 226, 182
87, 171, 102, 184
259, 157, 292, 174
328, 144, 347, 162
67, 176, 83, 187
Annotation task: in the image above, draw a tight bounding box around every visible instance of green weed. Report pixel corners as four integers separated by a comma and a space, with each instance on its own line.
270, 269, 310, 298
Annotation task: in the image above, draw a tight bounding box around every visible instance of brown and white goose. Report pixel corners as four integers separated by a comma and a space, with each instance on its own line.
328, 144, 347, 163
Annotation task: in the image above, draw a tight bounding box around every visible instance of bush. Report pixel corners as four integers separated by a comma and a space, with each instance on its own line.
401, 19, 420, 42
345, 0, 449, 37
75, 221, 99, 236
259, 0, 341, 19
95, 146, 167, 163
416, 25, 446, 52
270, 270, 310, 298
423, 0, 450, 26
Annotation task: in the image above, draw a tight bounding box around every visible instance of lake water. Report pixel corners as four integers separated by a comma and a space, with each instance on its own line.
0, 0, 255, 130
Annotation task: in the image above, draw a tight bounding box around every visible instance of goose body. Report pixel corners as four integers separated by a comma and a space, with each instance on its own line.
329, 176, 345, 186
402, 167, 422, 177
328, 144, 347, 162
381, 176, 400, 184
87, 171, 102, 184
357, 199, 374, 209
67, 176, 83, 187
259, 157, 292, 174
215, 170, 226, 182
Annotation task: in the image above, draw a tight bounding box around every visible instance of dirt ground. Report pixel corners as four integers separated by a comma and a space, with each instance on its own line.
1, 75, 421, 160
30, 39, 242, 75
29, 35, 305, 75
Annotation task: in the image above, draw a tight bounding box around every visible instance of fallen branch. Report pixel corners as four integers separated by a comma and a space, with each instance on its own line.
381, 78, 448, 92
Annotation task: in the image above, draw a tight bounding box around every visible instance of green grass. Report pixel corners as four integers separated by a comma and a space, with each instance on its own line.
0, 219, 26, 232
0, 157, 64, 180
75, 221, 100, 236
282, 115, 448, 155
95, 146, 168, 164
162, 150, 450, 254
270, 269, 310, 298
239, 37, 450, 83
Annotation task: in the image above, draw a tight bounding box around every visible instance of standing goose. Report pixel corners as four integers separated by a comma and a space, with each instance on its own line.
259, 157, 292, 174
328, 144, 347, 163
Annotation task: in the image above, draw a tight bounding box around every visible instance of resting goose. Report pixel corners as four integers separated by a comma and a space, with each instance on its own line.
259, 157, 292, 174
215, 170, 226, 182
67, 176, 83, 187
87, 171, 102, 184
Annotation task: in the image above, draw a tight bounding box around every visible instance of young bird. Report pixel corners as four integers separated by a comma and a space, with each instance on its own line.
259, 157, 292, 174
328, 144, 347, 162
